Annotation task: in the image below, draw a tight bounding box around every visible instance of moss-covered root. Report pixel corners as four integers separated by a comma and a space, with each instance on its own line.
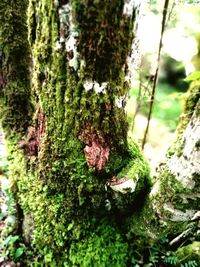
105, 140, 151, 213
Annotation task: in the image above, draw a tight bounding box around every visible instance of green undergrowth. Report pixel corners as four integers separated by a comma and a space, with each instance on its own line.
175, 242, 200, 267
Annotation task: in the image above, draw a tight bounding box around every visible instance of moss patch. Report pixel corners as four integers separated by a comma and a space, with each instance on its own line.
168, 80, 200, 157
73, 0, 135, 82
69, 221, 128, 267
175, 242, 200, 266
0, 0, 33, 136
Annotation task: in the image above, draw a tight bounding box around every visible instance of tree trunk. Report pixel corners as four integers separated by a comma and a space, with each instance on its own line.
0, 0, 199, 266
130, 80, 200, 246
0, 0, 151, 265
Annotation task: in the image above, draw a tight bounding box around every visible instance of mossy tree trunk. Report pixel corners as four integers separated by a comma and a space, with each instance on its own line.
0, 0, 199, 266
133, 80, 200, 246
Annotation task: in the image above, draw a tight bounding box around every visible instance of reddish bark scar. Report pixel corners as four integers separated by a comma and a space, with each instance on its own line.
80, 129, 110, 171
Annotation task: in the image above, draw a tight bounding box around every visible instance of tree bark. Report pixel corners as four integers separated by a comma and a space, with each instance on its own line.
0, 0, 199, 266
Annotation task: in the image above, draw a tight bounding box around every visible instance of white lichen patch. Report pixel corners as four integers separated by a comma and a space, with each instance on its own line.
191, 211, 200, 221
62, 4, 70, 12
83, 79, 94, 92
57, 3, 81, 71
115, 96, 126, 108
105, 199, 111, 211
66, 11, 80, 70
109, 179, 137, 194
54, 41, 62, 51
54, 0, 59, 7
83, 80, 107, 93
124, 1, 143, 85
123, 0, 141, 16
167, 115, 200, 189
58, 4, 69, 43
150, 180, 160, 197
59, 36, 65, 43
94, 81, 107, 94
65, 35, 76, 52
163, 203, 197, 222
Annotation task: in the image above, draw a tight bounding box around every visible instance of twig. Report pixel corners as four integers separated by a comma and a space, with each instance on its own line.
142, 0, 170, 150
131, 74, 152, 132
169, 228, 192, 247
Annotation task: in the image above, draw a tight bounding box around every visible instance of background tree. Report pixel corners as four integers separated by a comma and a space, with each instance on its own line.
0, 0, 199, 266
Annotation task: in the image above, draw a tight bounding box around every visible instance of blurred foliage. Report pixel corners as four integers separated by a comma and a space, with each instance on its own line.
159, 55, 188, 91
185, 71, 200, 82
129, 82, 183, 131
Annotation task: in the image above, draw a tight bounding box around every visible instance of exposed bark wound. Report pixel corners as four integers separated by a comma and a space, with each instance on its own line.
80, 128, 110, 171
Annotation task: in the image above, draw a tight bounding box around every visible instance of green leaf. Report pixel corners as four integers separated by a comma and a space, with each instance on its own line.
67, 222, 74, 231
14, 247, 24, 258
44, 253, 53, 263
184, 71, 200, 82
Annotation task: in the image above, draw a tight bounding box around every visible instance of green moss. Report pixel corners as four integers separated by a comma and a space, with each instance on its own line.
168, 80, 200, 157
176, 81, 200, 139
73, 0, 135, 82
175, 242, 200, 266
105, 140, 151, 212
69, 221, 128, 267
0, 0, 33, 136
153, 168, 199, 213
6, 119, 152, 265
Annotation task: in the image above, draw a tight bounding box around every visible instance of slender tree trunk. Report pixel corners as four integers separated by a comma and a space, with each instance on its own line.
0, 0, 199, 266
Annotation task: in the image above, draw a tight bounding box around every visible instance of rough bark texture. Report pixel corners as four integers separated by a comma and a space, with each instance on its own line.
0, 0, 199, 266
